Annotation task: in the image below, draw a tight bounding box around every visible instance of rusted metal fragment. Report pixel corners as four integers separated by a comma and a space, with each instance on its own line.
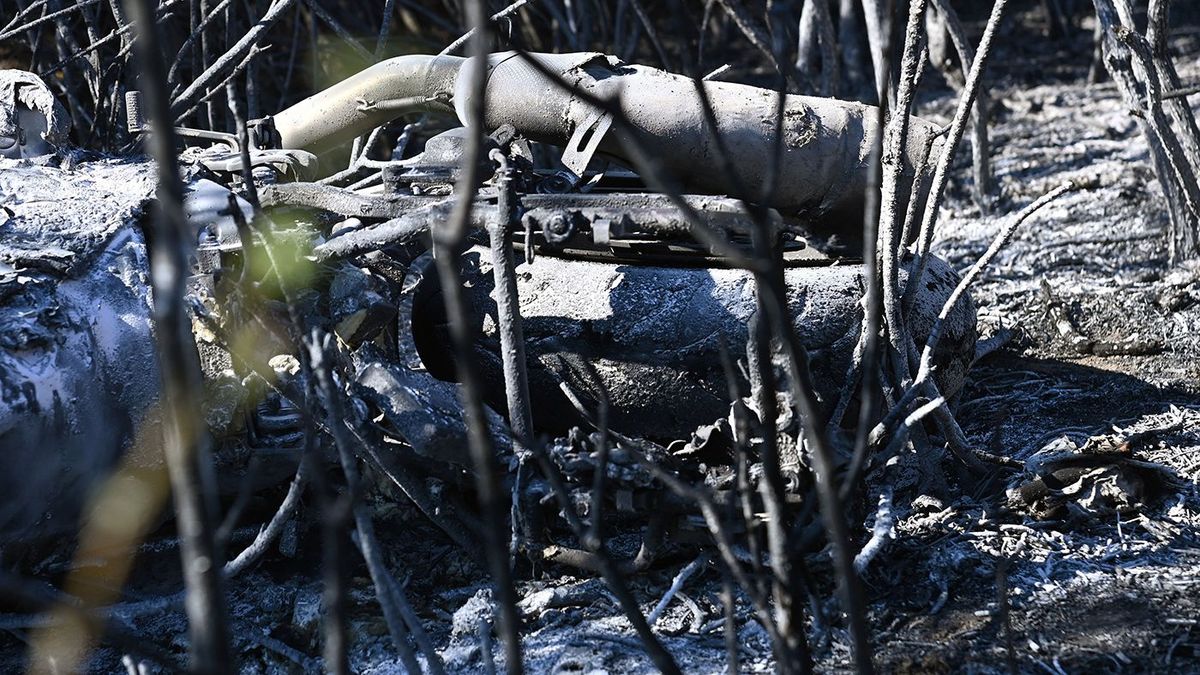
353, 355, 511, 465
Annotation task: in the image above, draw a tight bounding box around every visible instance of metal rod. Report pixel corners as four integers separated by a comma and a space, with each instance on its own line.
486, 151, 534, 450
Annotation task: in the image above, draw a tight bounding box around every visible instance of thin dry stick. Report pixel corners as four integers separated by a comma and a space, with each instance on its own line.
907, 0, 1009, 311
167, 0, 237, 86
375, 0, 397, 56
553, 376, 684, 675
438, 0, 539, 56
647, 555, 707, 626
225, 75, 259, 208
1149, 0, 1200, 169
1120, 30, 1200, 205
838, 0, 869, 97
861, 0, 889, 102
1097, 0, 1200, 240
740, 13, 875, 675
433, 2, 524, 671
871, 395, 945, 468
0, 0, 102, 44
574, 362, 612, 551
720, 568, 738, 675
241, 203, 352, 675
746, 308, 806, 672
897, 128, 936, 248
485, 152, 535, 453
811, 0, 839, 96
124, 0, 233, 670
744, 67, 828, 674
38, 9, 140, 76
878, 182, 1078, 443
686, 35, 816, 673
878, 0, 929, 389
485, 150, 539, 566
717, 341, 766, 597
1115, 20, 1200, 258
1146, 0, 1200, 258
773, 317, 873, 674
626, 0, 672, 70
714, 0, 782, 73
318, 391, 425, 675
1092, 0, 1197, 262
928, 0, 995, 212
173, 43, 269, 122
170, 0, 299, 117
2, 0, 54, 32
302, 0, 372, 61
749, 63, 810, 671
633, 456, 787, 657
840, 0, 897, 504
224, 458, 307, 576
852, 486, 895, 574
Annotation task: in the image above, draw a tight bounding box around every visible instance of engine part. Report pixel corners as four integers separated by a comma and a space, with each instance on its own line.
0, 56, 979, 546
410, 247, 976, 439
272, 51, 938, 231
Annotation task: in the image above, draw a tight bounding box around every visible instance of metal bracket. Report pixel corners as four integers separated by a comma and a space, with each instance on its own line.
559, 109, 613, 185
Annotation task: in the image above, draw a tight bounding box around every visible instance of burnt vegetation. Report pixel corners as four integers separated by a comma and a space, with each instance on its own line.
3, 0, 1200, 673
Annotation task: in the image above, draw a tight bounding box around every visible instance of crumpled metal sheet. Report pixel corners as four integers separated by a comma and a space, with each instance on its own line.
0, 69, 70, 157
1011, 429, 1182, 520
0, 158, 157, 274
0, 160, 161, 543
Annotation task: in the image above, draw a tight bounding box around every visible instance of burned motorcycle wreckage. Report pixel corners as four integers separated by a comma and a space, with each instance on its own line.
0, 53, 976, 553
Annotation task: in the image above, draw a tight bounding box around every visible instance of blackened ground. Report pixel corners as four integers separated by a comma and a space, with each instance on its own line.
7, 8, 1200, 675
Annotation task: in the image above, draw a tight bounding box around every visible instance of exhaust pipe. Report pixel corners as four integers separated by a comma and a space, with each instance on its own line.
273, 54, 461, 153
273, 51, 937, 223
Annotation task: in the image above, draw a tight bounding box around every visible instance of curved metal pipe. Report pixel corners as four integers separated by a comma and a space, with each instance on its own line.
273, 54, 462, 154
275, 51, 938, 221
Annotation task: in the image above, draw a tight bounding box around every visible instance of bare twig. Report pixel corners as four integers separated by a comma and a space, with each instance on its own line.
908, 0, 1010, 311
928, 0, 996, 211
224, 457, 308, 577
437, 0, 539, 56
877, 181, 1079, 447
878, 0, 929, 389
714, 0, 782, 73
433, 2, 524, 671
124, 0, 233, 670
861, 0, 889, 102
852, 487, 895, 574
0, 0, 102, 44
302, 0, 372, 61
647, 555, 707, 626
167, 0, 237, 87
627, 0, 672, 69
170, 0, 300, 117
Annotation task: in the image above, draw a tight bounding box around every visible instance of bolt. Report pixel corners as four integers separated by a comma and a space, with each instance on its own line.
543, 212, 574, 243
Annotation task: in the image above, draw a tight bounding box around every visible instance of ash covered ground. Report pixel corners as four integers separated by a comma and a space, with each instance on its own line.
863, 16, 1200, 674
5, 7, 1200, 675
